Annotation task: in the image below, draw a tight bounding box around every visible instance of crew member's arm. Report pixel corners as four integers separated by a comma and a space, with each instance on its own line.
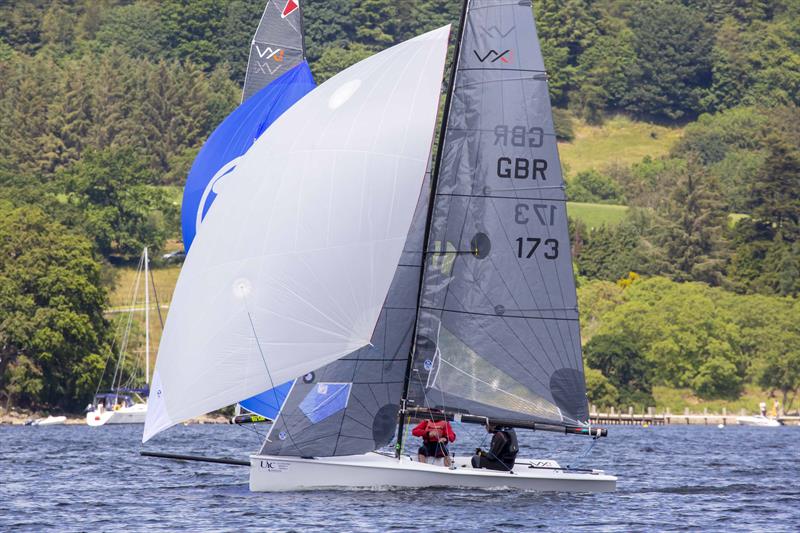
411, 421, 428, 439
445, 422, 456, 443
488, 431, 508, 460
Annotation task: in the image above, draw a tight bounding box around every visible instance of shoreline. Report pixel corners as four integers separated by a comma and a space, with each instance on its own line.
0, 410, 229, 426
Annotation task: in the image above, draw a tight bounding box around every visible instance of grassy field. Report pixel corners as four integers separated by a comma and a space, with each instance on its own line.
559, 115, 684, 177
567, 201, 629, 229
652, 385, 782, 415
107, 264, 181, 309
105, 264, 181, 372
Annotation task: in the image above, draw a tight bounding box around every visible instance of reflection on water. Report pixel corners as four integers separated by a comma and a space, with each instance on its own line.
1, 423, 799, 531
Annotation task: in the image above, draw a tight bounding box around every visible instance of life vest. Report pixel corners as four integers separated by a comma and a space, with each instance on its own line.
424, 420, 448, 442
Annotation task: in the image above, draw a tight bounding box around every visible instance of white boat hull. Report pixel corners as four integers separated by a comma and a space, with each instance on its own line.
86, 403, 147, 426
249, 452, 616, 493
735, 415, 782, 427
31, 416, 66, 426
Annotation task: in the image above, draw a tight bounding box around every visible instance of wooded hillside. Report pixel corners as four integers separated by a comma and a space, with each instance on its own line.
1, 0, 798, 412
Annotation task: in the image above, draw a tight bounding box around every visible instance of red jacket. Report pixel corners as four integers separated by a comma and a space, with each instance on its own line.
412, 420, 456, 444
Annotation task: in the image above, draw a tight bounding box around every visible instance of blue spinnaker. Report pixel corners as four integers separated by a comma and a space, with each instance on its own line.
181, 61, 316, 250
180, 61, 316, 420
240, 381, 294, 420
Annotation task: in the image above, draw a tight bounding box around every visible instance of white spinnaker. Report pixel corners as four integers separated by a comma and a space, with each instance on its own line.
143, 26, 451, 442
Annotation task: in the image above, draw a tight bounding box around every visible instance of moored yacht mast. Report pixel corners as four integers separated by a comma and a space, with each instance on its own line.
144, 246, 150, 385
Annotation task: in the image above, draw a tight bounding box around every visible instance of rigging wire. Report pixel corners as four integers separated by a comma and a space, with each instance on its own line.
110, 252, 144, 397
566, 436, 599, 470
242, 295, 303, 454
94, 252, 144, 399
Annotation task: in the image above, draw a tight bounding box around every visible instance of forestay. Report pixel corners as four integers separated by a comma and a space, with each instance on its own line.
143, 26, 452, 443
405, 0, 589, 427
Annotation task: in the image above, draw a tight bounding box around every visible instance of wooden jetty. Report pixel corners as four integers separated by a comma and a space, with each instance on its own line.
590, 406, 800, 426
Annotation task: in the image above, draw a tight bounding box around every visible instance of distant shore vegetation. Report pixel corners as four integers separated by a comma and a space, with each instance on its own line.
0, 0, 798, 413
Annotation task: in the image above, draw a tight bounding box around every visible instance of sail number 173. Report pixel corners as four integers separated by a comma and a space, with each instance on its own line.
516, 237, 559, 259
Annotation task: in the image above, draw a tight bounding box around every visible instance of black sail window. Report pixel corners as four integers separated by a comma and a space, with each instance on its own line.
471, 232, 491, 259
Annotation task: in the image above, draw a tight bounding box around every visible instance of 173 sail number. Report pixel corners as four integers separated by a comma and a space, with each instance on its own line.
516, 237, 559, 259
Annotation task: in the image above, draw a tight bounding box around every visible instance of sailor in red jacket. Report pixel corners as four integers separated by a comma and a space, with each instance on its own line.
412, 419, 456, 466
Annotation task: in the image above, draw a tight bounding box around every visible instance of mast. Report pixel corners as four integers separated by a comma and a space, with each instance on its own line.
396, 0, 470, 457
144, 247, 150, 385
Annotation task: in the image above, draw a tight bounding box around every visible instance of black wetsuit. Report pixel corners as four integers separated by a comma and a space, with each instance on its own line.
471, 428, 518, 471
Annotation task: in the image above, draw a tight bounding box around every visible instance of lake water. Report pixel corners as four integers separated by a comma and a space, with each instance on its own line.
2, 422, 799, 531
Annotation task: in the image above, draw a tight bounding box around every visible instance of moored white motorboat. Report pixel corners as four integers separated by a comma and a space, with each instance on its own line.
30, 415, 67, 426
735, 415, 782, 427
249, 452, 616, 492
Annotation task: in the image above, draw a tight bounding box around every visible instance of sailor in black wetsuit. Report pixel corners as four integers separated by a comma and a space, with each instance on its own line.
471, 424, 518, 472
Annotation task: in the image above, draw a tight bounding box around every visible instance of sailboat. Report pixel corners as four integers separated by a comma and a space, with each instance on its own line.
144, 0, 616, 493
180, 0, 315, 421
87, 248, 156, 426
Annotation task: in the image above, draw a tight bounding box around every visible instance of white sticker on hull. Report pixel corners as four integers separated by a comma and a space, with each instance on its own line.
259, 460, 290, 472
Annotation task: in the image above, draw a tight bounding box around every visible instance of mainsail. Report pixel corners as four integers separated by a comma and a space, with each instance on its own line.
404, 0, 589, 428
143, 26, 452, 443
242, 0, 306, 102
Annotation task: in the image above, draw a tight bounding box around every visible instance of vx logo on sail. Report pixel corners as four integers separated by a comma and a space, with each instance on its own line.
253, 45, 285, 75
474, 49, 513, 64
255, 45, 285, 62
480, 25, 515, 38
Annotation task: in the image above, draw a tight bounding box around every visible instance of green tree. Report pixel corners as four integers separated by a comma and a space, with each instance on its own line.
159, 0, 228, 71
725, 293, 800, 408
584, 333, 652, 407
303, 0, 356, 63
93, 3, 169, 60
622, 2, 713, 119
584, 366, 619, 409
533, 0, 601, 105
653, 162, 729, 285
1, 355, 43, 410
0, 2, 44, 55
748, 134, 800, 239
0, 206, 109, 409
218, 0, 268, 83
594, 278, 746, 397
312, 43, 374, 83
751, 331, 800, 409
60, 148, 177, 259
577, 211, 664, 281
691, 356, 742, 398
40, 0, 77, 51
574, 28, 636, 121
566, 170, 625, 204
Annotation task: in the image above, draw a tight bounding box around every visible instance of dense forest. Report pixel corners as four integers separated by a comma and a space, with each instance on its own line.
0, 0, 798, 413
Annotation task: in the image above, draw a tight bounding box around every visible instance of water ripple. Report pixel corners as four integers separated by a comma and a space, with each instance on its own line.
1, 424, 799, 531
